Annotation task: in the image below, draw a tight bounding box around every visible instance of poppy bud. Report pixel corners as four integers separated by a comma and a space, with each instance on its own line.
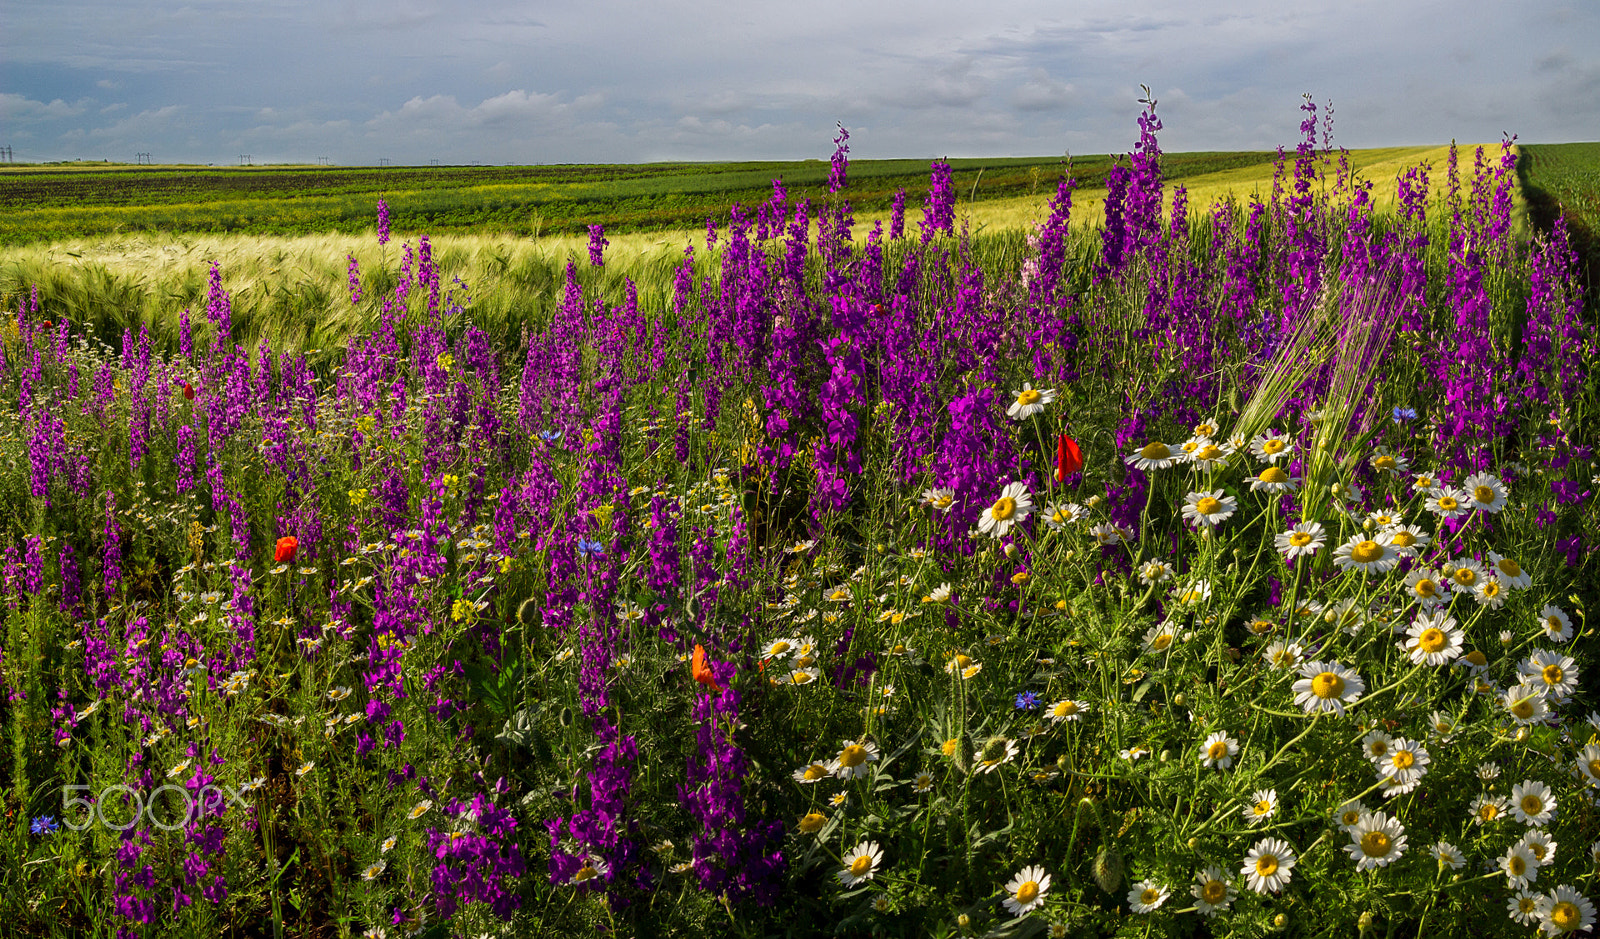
1055, 434, 1083, 482
516, 598, 538, 628
274, 536, 299, 564
181, 382, 195, 401
1091, 844, 1124, 893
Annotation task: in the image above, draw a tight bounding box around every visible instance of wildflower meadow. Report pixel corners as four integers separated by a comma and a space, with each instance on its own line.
1, 99, 1597, 938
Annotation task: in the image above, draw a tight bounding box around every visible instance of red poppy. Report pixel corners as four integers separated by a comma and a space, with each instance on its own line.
1055, 434, 1084, 482
181, 382, 195, 401
274, 536, 298, 564
692, 644, 723, 692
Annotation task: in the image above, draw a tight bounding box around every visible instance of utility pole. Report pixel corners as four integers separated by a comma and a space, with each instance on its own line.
318, 156, 329, 166
135, 152, 151, 165
240, 154, 252, 166
379, 158, 390, 167
0, 146, 12, 163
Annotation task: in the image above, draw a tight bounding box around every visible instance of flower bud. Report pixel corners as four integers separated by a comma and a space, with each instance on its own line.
1172, 693, 1186, 707
1273, 914, 1288, 929
957, 914, 970, 930
1091, 844, 1124, 894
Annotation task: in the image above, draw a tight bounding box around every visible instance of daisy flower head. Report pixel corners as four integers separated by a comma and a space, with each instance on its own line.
1479, 761, 1502, 781
1463, 472, 1508, 513
922, 488, 956, 513
362, 860, 387, 881
1191, 866, 1236, 916
1539, 605, 1574, 642
1002, 865, 1052, 917
1473, 794, 1510, 826
762, 637, 798, 659
1521, 830, 1559, 866
1334, 799, 1368, 831
1474, 577, 1509, 609
912, 772, 934, 793
1141, 622, 1182, 654
1193, 418, 1221, 438
1402, 568, 1450, 607
944, 653, 982, 681
922, 582, 952, 603
1382, 523, 1429, 557
1249, 430, 1294, 464
838, 841, 883, 886
1433, 841, 1466, 870
570, 856, 609, 886
830, 739, 881, 780
1243, 789, 1278, 825
1248, 464, 1298, 492
1444, 558, 1488, 593
1007, 383, 1056, 420
1411, 472, 1441, 493
1424, 486, 1471, 519
1428, 710, 1458, 739
1137, 560, 1175, 585
1506, 682, 1551, 726
1489, 551, 1533, 590
1521, 650, 1579, 699
1510, 888, 1549, 926
1276, 521, 1326, 560
1292, 660, 1365, 715
1046, 698, 1088, 723
979, 482, 1033, 539
1242, 838, 1296, 894
1169, 579, 1212, 607
1042, 503, 1080, 532
1375, 738, 1430, 785
1187, 439, 1231, 472
1181, 489, 1237, 531
1513, 780, 1557, 827
1263, 640, 1305, 671
1370, 450, 1410, 475
1089, 522, 1125, 546
1126, 441, 1178, 472
1127, 879, 1169, 913
1333, 532, 1399, 574
1346, 811, 1408, 871
1504, 843, 1541, 889
1575, 744, 1600, 789
1401, 612, 1464, 666
793, 761, 833, 785
1200, 731, 1238, 769
1360, 730, 1395, 763
1541, 885, 1597, 935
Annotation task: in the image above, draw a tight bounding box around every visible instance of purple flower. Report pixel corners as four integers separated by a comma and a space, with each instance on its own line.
1015, 691, 1041, 711
376, 198, 390, 245
30, 815, 59, 835
588, 224, 608, 267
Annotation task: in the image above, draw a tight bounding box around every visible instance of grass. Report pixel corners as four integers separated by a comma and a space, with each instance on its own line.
1519, 142, 1600, 308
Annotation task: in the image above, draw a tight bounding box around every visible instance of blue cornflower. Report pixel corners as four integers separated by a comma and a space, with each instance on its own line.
576, 538, 604, 559
538, 429, 563, 443
30, 815, 59, 835
1392, 407, 1417, 423
1014, 690, 1041, 711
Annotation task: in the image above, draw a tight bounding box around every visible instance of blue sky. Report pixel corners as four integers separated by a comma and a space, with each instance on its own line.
2, 0, 1595, 165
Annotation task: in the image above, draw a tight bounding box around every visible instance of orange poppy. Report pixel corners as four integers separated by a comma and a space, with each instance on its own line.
692, 644, 723, 692
181, 382, 196, 401
1055, 434, 1083, 482
274, 536, 299, 564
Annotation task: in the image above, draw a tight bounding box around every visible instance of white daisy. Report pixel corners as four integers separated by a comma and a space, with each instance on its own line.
1463, 472, 1508, 513
1191, 866, 1236, 917
1538, 605, 1574, 642
1512, 780, 1557, 827
1126, 441, 1179, 472
1382, 523, 1429, 557
1242, 838, 1296, 894
1575, 744, 1600, 789
1242, 789, 1278, 825
1181, 489, 1237, 531
1433, 841, 1465, 870
1506, 682, 1551, 726
838, 841, 883, 886
1333, 800, 1367, 831
1521, 830, 1559, 867
1263, 640, 1305, 670
979, 482, 1033, 539
1520, 649, 1579, 699
1402, 568, 1450, 607
1249, 431, 1294, 464
1345, 811, 1408, 871
1200, 731, 1238, 770
1489, 551, 1533, 590
1002, 864, 1051, 917
1424, 487, 1471, 519
1140, 622, 1182, 654
1333, 533, 1399, 574
1127, 879, 1169, 913
1504, 843, 1541, 889
1248, 465, 1298, 492
1275, 521, 1327, 561
1400, 612, 1464, 666
1472, 794, 1510, 826
1007, 383, 1056, 420
1046, 699, 1089, 723
1292, 660, 1365, 715
1509, 888, 1549, 926
922, 488, 957, 513
830, 739, 881, 780
1540, 884, 1597, 936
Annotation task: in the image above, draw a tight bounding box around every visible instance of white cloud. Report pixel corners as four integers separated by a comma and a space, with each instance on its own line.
0, 93, 91, 122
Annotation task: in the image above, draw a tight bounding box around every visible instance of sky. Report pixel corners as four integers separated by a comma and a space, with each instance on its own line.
2, 0, 1596, 166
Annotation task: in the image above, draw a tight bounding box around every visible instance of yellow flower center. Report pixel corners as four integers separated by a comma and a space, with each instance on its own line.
1342, 810, 1361, 826
1588, 758, 1600, 779
1547, 616, 1563, 632
1522, 795, 1544, 816
1150, 634, 1173, 652
1369, 740, 1389, 756
1508, 855, 1526, 877
1511, 698, 1535, 720
1453, 569, 1477, 587
574, 865, 598, 883
1288, 531, 1313, 547
1473, 485, 1495, 504
1311, 672, 1345, 699
1414, 579, 1438, 598
1260, 466, 1288, 484
1349, 540, 1384, 564
850, 855, 873, 876
1262, 439, 1285, 454
1521, 897, 1541, 915
1498, 558, 1521, 577
838, 745, 868, 768
1052, 701, 1079, 718
942, 738, 958, 757
1462, 650, 1487, 667
1140, 888, 1161, 905
1552, 902, 1581, 930
1138, 442, 1171, 460
1207, 741, 1230, 760
1015, 880, 1040, 904
1373, 455, 1396, 471
803, 764, 828, 781
1391, 750, 1415, 770
799, 812, 825, 833
1201, 881, 1228, 904
1195, 497, 1222, 516
1437, 495, 1459, 511
1544, 664, 1566, 686
1255, 800, 1273, 815
1195, 444, 1224, 462
1360, 831, 1392, 857
990, 497, 1017, 521
1255, 855, 1279, 877
1390, 530, 1416, 547
769, 640, 792, 656
1480, 803, 1500, 821
1530, 842, 1548, 861
1016, 389, 1042, 407
1417, 628, 1447, 654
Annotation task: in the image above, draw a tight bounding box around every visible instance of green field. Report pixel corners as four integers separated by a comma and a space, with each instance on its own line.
0, 152, 1290, 245
1519, 142, 1600, 306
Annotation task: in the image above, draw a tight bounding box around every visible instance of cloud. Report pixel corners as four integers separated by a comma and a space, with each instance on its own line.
0, 93, 91, 122
1013, 69, 1078, 112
